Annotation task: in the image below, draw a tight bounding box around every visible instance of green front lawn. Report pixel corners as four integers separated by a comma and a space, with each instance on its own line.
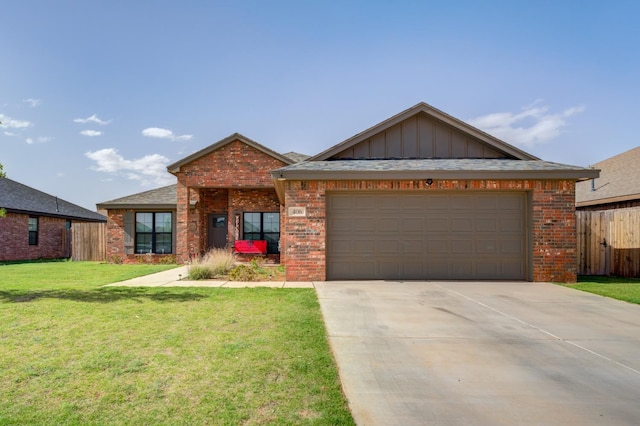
0, 262, 353, 425
564, 276, 640, 305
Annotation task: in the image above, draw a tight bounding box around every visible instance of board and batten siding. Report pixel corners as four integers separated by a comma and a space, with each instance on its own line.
331, 113, 506, 160
577, 207, 640, 277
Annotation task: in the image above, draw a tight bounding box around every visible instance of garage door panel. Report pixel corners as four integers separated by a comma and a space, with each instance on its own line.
403, 239, 425, 254
427, 239, 450, 254
477, 240, 497, 254
450, 196, 474, 209
403, 217, 426, 232
450, 217, 472, 232
501, 217, 523, 232
327, 192, 528, 280
427, 218, 451, 231
476, 217, 498, 232
501, 239, 524, 255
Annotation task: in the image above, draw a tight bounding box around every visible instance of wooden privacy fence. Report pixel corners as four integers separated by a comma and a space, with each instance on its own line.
71, 222, 106, 261
577, 207, 640, 277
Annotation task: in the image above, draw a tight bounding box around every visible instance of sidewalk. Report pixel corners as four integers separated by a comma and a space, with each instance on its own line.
104, 265, 316, 288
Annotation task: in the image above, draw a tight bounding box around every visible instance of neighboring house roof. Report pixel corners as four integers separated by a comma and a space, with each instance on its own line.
273, 159, 599, 181
576, 146, 640, 208
282, 152, 311, 163
310, 102, 540, 161
0, 177, 106, 221
167, 133, 294, 173
96, 184, 177, 210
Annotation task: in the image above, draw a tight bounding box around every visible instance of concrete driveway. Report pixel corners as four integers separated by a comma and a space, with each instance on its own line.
315, 281, 640, 425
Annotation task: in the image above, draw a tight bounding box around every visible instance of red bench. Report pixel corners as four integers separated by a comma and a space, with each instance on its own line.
233, 240, 267, 255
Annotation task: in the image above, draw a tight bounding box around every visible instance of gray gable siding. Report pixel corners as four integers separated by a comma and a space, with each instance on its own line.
331, 113, 506, 160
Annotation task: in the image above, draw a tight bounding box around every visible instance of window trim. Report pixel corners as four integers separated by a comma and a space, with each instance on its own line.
135, 212, 173, 254
28, 216, 38, 246
242, 212, 280, 254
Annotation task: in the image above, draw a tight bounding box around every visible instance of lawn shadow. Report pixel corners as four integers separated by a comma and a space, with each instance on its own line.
0, 287, 208, 304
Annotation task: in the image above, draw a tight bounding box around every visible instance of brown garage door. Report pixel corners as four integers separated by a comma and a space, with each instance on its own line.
326, 191, 528, 280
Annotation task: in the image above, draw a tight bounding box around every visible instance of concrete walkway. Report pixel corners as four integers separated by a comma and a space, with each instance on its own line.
104, 265, 315, 288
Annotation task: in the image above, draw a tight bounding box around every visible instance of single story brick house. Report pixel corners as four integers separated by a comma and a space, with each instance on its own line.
0, 177, 106, 262
97, 102, 598, 282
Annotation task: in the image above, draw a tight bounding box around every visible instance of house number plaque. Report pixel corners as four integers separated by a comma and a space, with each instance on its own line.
288, 206, 306, 217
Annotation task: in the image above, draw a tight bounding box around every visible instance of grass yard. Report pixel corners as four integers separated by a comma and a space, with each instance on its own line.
565, 276, 640, 305
0, 262, 354, 425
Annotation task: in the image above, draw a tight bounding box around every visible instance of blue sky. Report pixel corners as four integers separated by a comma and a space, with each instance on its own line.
1, 1, 639, 210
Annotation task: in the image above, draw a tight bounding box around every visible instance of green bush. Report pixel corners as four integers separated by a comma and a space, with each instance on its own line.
188, 265, 213, 280
228, 264, 257, 281
158, 255, 176, 264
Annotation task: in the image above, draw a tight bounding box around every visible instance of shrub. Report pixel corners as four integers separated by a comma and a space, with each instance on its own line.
188, 265, 213, 280
202, 249, 236, 275
228, 264, 257, 281
188, 249, 236, 280
158, 255, 176, 264
109, 254, 123, 264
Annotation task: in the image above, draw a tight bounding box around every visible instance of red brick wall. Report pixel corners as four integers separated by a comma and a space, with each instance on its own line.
0, 212, 67, 261
105, 209, 126, 261
172, 139, 288, 262
283, 179, 578, 283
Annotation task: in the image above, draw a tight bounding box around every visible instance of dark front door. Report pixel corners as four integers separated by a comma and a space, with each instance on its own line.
208, 214, 228, 249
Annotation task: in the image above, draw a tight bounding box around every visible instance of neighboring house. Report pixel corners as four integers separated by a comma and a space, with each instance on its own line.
97, 102, 598, 283
0, 178, 106, 262
575, 146, 640, 277
576, 146, 640, 210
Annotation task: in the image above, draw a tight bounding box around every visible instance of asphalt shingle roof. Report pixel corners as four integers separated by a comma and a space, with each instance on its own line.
0, 178, 106, 221
576, 146, 640, 207
273, 159, 598, 180
96, 184, 177, 209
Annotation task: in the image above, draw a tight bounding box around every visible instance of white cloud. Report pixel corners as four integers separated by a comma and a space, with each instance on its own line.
23, 98, 42, 107
80, 130, 103, 137
142, 127, 192, 141
0, 113, 32, 129
85, 148, 175, 186
25, 136, 53, 145
25, 136, 52, 145
73, 114, 111, 125
468, 103, 585, 147
4, 131, 19, 137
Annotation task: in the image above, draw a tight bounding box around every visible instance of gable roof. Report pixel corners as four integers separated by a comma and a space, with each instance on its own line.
576, 146, 640, 207
96, 184, 177, 210
282, 152, 311, 163
0, 178, 106, 221
167, 133, 294, 173
310, 102, 540, 161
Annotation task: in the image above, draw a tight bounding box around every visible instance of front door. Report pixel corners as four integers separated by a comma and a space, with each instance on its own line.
208, 214, 228, 250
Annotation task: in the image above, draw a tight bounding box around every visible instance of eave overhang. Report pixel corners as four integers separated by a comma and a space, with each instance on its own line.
576, 193, 640, 208
271, 159, 600, 204
95, 203, 176, 211
4, 208, 107, 222
273, 168, 599, 181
